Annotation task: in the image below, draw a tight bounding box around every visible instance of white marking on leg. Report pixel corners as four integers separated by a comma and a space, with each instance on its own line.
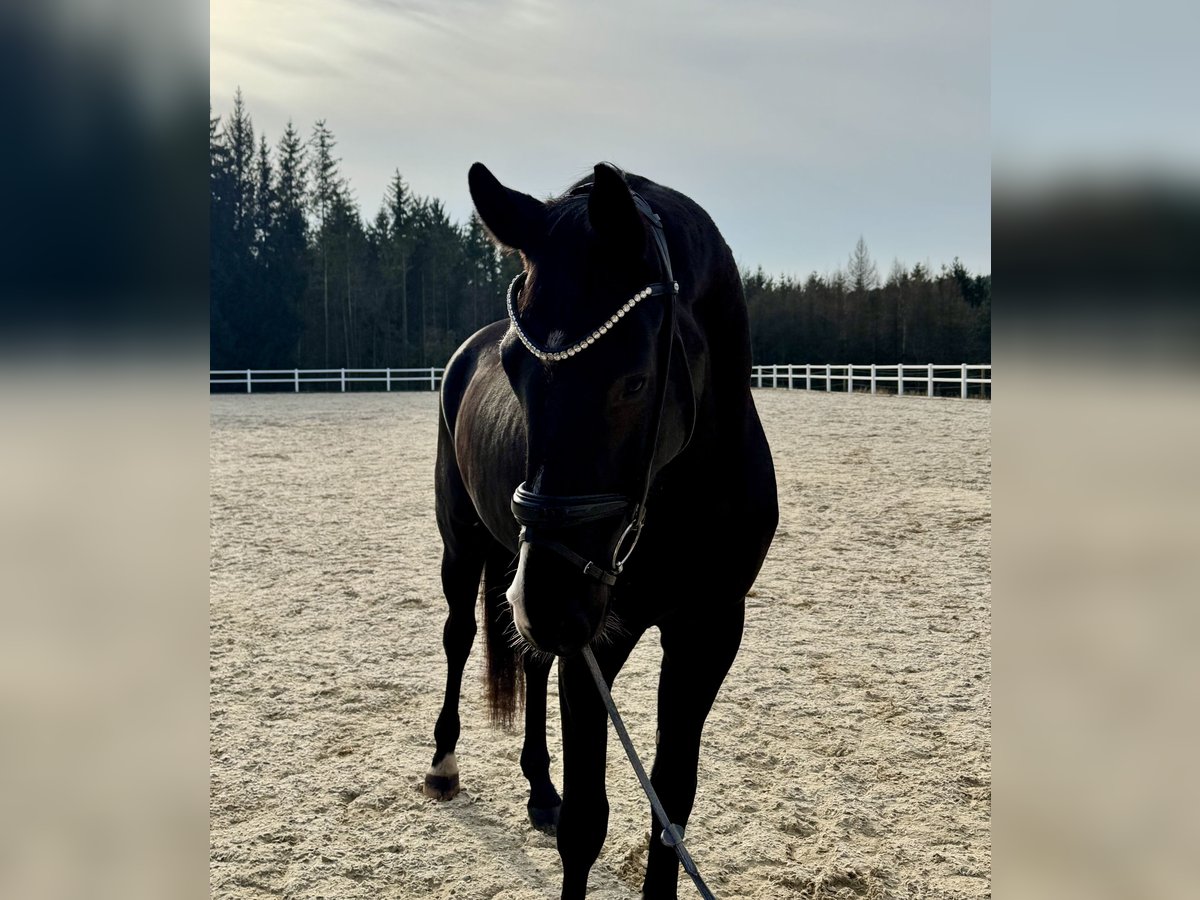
430, 752, 459, 778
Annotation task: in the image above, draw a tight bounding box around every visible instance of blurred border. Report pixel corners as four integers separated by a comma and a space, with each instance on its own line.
0, 3, 209, 899
995, 2, 1199, 898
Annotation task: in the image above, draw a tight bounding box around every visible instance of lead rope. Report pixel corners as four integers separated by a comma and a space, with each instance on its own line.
580, 647, 717, 900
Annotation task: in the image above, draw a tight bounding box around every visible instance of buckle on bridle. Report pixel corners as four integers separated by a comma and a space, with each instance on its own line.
612, 505, 646, 573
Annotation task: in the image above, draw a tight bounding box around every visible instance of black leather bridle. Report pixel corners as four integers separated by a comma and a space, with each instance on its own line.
509, 172, 693, 586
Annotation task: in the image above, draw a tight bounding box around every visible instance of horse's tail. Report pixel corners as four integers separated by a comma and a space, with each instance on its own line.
482, 548, 523, 728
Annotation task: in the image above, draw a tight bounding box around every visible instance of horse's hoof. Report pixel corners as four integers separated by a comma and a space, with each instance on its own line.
422, 773, 460, 800
423, 753, 460, 800
527, 802, 561, 834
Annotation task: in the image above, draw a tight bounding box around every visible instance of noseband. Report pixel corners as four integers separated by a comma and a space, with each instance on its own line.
511, 485, 638, 586
509, 175, 692, 586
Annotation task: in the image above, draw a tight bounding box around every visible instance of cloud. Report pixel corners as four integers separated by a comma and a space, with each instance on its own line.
211, 0, 990, 275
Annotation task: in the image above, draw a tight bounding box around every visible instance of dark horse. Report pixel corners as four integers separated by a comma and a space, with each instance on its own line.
424, 162, 777, 899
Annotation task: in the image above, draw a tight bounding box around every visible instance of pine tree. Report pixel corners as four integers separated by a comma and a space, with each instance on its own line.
274, 121, 308, 363
226, 89, 257, 245
328, 187, 364, 366
847, 235, 879, 293
846, 237, 879, 358
369, 207, 391, 366
247, 135, 276, 361
885, 259, 907, 361
209, 108, 236, 368
383, 171, 414, 365
254, 136, 274, 253
308, 120, 343, 367
211, 89, 261, 367
465, 212, 500, 336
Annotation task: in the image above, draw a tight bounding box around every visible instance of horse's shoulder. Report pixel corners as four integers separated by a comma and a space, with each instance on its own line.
441, 320, 508, 434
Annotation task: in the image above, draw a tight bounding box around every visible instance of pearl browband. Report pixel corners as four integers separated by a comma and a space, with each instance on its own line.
506, 272, 679, 362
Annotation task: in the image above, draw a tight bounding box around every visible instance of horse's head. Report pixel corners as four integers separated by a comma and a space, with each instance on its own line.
469, 161, 695, 656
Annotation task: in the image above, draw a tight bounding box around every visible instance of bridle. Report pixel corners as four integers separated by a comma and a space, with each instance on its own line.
508, 175, 694, 586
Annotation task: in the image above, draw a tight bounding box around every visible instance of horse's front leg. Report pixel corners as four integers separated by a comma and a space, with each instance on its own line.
521, 651, 562, 832
556, 640, 635, 900
423, 542, 484, 800
641, 599, 745, 899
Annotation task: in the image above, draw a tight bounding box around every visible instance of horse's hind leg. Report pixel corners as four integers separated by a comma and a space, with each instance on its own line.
520, 650, 561, 832
473, 546, 561, 831
423, 531, 485, 800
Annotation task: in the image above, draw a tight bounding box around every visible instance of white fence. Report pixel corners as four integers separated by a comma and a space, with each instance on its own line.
210, 367, 446, 393
210, 363, 991, 398
751, 363, 991, 399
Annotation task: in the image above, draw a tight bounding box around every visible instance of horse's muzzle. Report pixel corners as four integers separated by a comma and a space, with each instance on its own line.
505, 541, 607, 655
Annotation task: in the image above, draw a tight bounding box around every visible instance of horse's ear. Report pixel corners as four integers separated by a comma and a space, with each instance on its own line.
468, 162, 546, 252
588, 162, 645, 255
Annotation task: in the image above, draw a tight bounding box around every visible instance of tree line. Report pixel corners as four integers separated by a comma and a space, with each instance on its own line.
210, 90, 989, 372
744, 238, 990, 365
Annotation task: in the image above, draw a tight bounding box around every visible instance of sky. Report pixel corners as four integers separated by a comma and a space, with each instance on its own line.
211, 0, 990, 278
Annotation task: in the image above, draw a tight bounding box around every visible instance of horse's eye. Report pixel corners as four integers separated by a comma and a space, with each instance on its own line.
623, 375, 647, 397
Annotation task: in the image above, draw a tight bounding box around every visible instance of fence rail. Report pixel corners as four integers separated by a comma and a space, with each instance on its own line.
210, 363, 991, 398
209, 367, 445, 393
751, 363, 991, 399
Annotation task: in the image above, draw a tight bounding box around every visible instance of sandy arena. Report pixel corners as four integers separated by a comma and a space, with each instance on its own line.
210, 389, 990, 899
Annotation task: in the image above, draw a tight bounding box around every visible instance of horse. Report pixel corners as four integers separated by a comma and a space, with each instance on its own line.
423, 161, 778, 899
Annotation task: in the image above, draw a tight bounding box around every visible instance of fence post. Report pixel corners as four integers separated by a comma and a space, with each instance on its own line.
430, 367, 436, 391
870, 364, 877, 394
246, 369, 252, 394
846, 365, 852, 393
898, 365, 904, 396
386, 368, 391, 392
787, 364, 794, 390
341, 368, 346, 392
927, 363, 934, 397
825, 364, 831, 391
805, 364, 811, 391
961, 363, 968, 399
294, 369, 299, 393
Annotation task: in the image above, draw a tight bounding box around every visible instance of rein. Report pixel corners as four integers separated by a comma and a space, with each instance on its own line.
581, 647, 718, 900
